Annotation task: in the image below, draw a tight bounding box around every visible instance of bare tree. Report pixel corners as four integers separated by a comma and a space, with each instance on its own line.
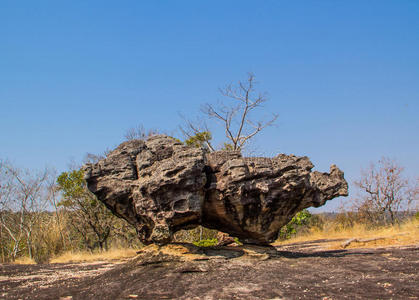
0, 161, 50, 260
0, 161, 24, 260
355, 157, 419, 225
124, 124, 159, 141
181, 73, 278, 151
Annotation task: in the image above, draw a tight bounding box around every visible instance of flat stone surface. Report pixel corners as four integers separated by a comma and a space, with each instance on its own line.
1, 242, 418, 299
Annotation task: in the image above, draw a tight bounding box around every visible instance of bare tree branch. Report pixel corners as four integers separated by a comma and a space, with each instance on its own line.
124, 124, 159, 141
179, 114, 215, 151
355, 157, 419, 225
204, 73, 277, 151
0, 161, 51, 260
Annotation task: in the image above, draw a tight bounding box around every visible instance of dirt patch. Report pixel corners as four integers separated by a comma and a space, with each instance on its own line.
1, 241, 419, 299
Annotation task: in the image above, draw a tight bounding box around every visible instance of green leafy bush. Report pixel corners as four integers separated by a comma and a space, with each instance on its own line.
193, 238, 218, 247
280, 209, 312, 240
233, 237, 242, 245
185, 131, 212, 149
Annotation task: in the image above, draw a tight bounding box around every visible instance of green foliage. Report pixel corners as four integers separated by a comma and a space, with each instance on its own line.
221, 143, 234, 151
57, 169, 116, 251
56, 170, 104, 210
170, 136, 183, 144
57, 170, 87, 207
233, 237, 243, 245
280, 209, 312, 239
416, 211, 419, 221
193, 238, 218, 247
185, 131, 212, 148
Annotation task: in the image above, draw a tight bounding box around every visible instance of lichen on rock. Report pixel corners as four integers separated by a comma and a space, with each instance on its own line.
83, 135, 348, 245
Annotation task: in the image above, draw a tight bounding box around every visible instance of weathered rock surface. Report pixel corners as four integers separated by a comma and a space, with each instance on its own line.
4, 243, 419, 299
83, 135, 348, 245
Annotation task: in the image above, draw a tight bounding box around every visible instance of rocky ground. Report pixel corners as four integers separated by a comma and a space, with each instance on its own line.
1, 240, 418, 300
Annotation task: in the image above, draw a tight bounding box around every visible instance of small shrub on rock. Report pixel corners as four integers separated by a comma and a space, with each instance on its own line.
193, 238, 218, 247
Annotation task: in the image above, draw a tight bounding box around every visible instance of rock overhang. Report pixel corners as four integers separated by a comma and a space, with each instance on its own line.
83, 135, 348, 245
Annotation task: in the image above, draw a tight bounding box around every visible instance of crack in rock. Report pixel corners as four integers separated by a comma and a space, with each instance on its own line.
83, 135, 348, 245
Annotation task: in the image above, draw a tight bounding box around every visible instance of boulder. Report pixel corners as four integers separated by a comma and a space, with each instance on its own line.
83, 135, 348, 245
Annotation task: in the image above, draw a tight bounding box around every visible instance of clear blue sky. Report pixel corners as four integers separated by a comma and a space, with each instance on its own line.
1, 1, 418, 211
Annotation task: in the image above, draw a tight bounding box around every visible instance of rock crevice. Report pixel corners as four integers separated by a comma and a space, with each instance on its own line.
84, 135, 348, 245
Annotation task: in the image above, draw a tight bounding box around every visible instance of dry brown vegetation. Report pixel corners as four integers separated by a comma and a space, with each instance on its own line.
275, 215, 419, 249
50, 248, 138, 263
1, 148, 418, 266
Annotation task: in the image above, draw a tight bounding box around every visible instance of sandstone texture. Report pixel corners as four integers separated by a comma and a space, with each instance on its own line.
83, 135, 348, 245
4, 243, 419, 299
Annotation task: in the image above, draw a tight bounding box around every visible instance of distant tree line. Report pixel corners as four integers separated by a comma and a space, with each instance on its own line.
0, 160, 139, 263
1, 149, 418, 263
1, 74, 418, 263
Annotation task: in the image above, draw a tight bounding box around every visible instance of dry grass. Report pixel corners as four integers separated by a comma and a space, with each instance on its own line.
13, 256, 36, 264
275, 218, 419, 249
50, 248, 139, 263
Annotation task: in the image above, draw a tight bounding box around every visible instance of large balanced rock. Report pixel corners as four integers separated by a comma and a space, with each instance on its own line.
84, 135, 347, 245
